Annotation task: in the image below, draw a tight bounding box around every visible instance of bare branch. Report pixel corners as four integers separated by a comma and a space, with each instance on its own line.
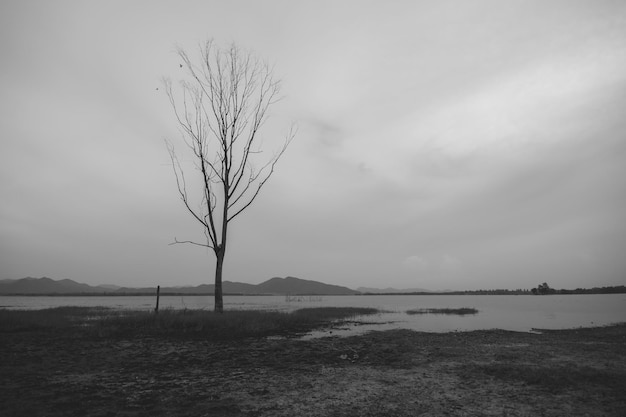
168, 237, 214, 250
227, 125, 296, 222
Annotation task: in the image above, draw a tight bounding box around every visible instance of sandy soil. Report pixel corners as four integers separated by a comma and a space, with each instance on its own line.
1, 324, 625, 416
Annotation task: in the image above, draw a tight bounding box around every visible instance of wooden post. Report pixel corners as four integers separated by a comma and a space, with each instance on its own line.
155, 285, 160, 314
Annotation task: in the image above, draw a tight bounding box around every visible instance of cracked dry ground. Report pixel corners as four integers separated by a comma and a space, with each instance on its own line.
1, 325, 625, 416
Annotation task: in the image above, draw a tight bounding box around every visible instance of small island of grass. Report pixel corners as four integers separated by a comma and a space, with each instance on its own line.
406, 307, 479, 315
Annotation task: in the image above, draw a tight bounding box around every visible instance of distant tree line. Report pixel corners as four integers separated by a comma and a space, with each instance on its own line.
367, 285, 626, 296
531, 282, 555, 295
447, 289, 531, 295
530, 283, 626, 295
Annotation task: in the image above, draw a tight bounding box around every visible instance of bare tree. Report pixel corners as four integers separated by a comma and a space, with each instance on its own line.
164, 40, 295, 313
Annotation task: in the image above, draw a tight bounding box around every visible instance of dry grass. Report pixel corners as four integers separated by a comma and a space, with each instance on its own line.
0, 306, 379, 340
406, 307, 479, 315
0, 306, 109, 331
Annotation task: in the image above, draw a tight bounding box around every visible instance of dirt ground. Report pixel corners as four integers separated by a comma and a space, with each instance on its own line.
1, 324, 625, 416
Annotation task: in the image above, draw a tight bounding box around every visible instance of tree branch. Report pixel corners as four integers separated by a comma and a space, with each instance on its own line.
168, 237, 214, 250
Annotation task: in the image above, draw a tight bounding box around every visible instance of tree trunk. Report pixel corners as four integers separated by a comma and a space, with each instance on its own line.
214, 247, 225, 313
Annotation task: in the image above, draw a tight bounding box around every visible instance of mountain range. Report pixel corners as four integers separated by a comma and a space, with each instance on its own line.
0, 276, 360, 296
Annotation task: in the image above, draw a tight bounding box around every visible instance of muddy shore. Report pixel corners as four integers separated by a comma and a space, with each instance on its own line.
1, 314, 625, 416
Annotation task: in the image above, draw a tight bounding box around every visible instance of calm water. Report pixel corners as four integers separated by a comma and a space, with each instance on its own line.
1, 294, 624, 335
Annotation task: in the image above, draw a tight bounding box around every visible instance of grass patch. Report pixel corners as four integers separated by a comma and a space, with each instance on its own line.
0, 306, 379, 340
292, 306, 378, 321
0, 306, 111, 332
406, 307, 478, 315
98, 307, 378, 339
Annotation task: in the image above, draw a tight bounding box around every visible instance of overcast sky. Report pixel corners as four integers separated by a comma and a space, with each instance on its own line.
1, 0, 625, 290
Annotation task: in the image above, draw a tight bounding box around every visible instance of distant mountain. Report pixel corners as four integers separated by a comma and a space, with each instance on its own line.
97, 284, 122, 290
357, 286, 432, 294
113, 281, 258, 295
0, 276, 359, 295
111, 277, 357, 295
256, 276, 359, 295
0, 277, 109, 294
220, 281, 260, 294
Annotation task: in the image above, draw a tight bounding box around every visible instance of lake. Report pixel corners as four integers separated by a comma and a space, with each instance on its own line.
1, 294, 624, 335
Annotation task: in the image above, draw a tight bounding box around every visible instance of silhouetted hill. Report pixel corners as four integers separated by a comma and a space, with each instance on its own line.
0, 277, 358, 295
0, 277, 108, 294
220, 281, 260, 294
113, 281, 258, 295
98, 284, 122, 290
256, 276, 359, 295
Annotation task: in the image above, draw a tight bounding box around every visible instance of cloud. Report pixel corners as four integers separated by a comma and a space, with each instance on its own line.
304, 118, 346, 148
403, 255, 428, 270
